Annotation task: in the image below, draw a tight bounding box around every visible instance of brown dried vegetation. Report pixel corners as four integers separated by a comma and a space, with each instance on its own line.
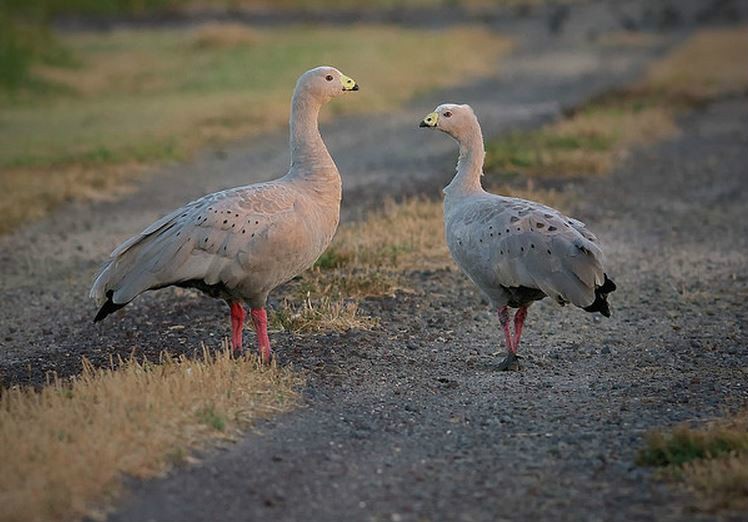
639, 413, 748, 512
0, 346, 299, 522
485, 27, 748, 180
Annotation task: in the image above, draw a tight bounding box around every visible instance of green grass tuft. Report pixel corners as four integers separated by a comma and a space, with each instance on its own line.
313, 247, 351, 270
486, 130, 610, 177
638, 422, 748, 468
638, 413, 748, 512
197, 406, 227, 432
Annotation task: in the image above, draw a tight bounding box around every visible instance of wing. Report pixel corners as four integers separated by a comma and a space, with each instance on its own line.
497, 197, 606, 307
90, 181, 298, 305
450, 195, 607, 308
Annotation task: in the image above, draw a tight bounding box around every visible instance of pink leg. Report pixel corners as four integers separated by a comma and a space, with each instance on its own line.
513, 306, 528, 351
498, 306, 515, 354
250, 307, 272, 364
229, 301, 246, 355
496, 305, 520, 371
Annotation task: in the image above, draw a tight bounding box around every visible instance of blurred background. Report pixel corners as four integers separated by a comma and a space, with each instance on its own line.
0, 0, 524, 234
2, 0, 744, 236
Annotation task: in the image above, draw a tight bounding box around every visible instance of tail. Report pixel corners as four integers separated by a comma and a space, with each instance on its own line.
583, 274, 617, 317
90, 208, 184, 323
94, 290, 128, 322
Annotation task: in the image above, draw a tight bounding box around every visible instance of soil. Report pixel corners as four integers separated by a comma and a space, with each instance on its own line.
106, 93, 748, 522
1, 2, 747, 521
0, 0, 685, 386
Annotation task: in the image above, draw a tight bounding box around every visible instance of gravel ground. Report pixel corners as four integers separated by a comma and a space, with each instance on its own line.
108, 95, 748, 522
1, 2, 747, 521
103, 94, 748, 522
0, 1, 684, 385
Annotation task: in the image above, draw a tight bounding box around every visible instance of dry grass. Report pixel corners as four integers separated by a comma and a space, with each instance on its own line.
484, 113, 667, 179
190, 23, 260, 49
328, 198, 451, 271
271, 294, 377, 333
270, 198, 450, 332
638, 412, 748, 512
495, 183, 570, 210
324, 189, 567, 271
0, 24, 510, 235
645, 27, 748, 100
685, 453, 748, 512
269, 197, 450, 332
484, 97, 678, 180
485, 26, 748, 180
0, 346, 300, 522
598, 31, 664, 48
0, 164, 145, 231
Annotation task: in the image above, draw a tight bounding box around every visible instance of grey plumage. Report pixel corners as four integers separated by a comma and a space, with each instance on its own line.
91, 182, 329, 311
445, 192, 608, 310
91, 67, 358, 334
424, 103, 615, 315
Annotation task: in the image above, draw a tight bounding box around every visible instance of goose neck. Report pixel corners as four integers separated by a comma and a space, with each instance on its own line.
289, 91, 334, 175
445, 129, 485, 197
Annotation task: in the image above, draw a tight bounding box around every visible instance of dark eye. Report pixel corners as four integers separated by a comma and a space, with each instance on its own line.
325, 75, 334, 81
444, 111, 452, 118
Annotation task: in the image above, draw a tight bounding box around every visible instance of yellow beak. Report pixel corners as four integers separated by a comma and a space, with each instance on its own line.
419, 112, 438, 128
340, 74, 359, 91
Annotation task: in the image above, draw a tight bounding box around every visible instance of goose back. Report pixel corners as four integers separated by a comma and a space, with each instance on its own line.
91, 177, 340, 310
445, 193, 606, 309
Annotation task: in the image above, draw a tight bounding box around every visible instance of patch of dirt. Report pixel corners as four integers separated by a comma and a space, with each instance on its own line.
108, 95, 748, 522
0, 4, 674, 387
1, 4, 747, 521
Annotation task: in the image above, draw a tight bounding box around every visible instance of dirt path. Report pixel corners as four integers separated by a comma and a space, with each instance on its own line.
0, 3, 679, 385
1, 4, 747, 521
108, 95, 748, 522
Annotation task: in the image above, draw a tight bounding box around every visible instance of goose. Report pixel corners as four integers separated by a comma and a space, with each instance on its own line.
420, 104, 616, 370
90, 66, 359, 363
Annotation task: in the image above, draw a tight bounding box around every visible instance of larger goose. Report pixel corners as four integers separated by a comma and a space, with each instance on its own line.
91, 66, 359, 362
420, 104, 616, 370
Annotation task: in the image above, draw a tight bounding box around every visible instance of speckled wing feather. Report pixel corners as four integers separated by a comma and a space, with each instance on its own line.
447, 195, 605, 308
90, 181, 298, 306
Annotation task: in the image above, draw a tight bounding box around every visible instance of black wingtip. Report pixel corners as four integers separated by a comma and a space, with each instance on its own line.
599, 276, 617, 294
584, 274, 616, 317
94, 290, 126, 323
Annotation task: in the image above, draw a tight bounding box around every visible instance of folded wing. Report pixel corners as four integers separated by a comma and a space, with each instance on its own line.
90, 182, 297, 308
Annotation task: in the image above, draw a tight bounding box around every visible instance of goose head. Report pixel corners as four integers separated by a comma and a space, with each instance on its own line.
419, 103, 480, 142
295, 66, 359, 103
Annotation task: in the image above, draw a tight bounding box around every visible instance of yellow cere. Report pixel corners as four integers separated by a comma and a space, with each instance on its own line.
423, 112, 439, 127
340, 74, 357, 91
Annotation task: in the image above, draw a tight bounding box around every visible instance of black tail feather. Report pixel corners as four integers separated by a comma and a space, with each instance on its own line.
583, 274, 617, 317
94, 290, 127, 323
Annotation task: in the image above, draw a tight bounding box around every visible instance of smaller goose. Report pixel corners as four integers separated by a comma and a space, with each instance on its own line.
420, 104, 616, 370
